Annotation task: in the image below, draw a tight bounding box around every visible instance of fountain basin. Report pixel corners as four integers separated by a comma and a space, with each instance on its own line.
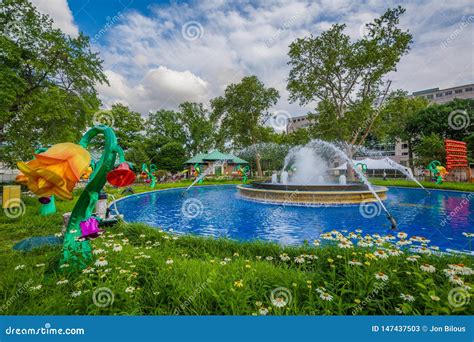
237, 182, 388, 205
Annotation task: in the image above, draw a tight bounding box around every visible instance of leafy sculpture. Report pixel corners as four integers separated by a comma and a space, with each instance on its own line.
17, 125, 135, 269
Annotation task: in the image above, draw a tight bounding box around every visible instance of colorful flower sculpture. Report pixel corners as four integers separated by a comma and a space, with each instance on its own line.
16, 143, 91, 200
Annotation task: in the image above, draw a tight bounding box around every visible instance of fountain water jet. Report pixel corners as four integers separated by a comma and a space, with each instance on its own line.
185, 160, 226, 192
383, 157, 430, 194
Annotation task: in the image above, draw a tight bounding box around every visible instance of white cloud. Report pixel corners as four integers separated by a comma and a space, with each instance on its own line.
96, 67, 209, 113
92, 0, 473, 117
30, 0, 79, 37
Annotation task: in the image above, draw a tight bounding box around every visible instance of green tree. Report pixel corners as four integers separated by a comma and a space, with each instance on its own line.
406, 98, 474, 162
178, 102, 215, 155
146, 109, 186, 145
376, 91, 429, 167
107, 104, 144, 150
211, 76, 279, 176
287, 6, 412, 176
0, 0, 107, 166
156, 141, 187, 173
413, 133, 446, 168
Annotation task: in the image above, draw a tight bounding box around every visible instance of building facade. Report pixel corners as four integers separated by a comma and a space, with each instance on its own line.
411, 84, 474, 104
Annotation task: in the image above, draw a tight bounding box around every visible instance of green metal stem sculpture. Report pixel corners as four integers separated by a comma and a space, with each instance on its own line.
61, 125, 126, 268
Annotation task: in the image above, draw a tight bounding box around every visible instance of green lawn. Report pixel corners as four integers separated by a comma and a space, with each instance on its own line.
0, 182, 473, 315
371, 178, 474, 192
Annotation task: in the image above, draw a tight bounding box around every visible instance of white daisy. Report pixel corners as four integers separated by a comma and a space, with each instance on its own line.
279, 253, 290, 261
94, 257, 108, 267
166, 258, 174, 265
35, 263, 46, 267
14, 265, 26, 270
338, 240, 353, 249
400, 293, 415, 302
294, 256, 305, 264
125, 286, 135, 293
56, 279, 69, 285
59, 263, 70, 269
388, 249, 403, 256
374, 250, 389, 259
259, 307, 269, 315
92, 248, 105, 255
420, 264, 436, 273
320, 292, 333, 301
112, 244, 123, 252
30, 285, 42, 291
71, 291, 82, 298
265, 256, 274, 261
448, 275, 464, 286
397, 232, 408, 239
374, 272, 389, 281
348, 259, 362, 266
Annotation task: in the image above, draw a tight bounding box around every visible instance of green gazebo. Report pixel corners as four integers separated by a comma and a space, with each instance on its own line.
185, 150, 248, 176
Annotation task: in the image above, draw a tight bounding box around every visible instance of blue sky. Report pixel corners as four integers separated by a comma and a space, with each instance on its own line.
30, 0, 473, 117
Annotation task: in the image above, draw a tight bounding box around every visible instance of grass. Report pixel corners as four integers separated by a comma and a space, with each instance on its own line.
0, 182, 473, 316
370, 178, 474, 192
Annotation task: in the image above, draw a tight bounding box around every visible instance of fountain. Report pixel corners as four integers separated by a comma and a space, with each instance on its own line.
383, 157, 430, 194
238, 140, 389, 206
185, 160, 226, 192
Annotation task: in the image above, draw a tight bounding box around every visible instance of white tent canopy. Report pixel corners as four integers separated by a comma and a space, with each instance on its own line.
334, 158, 403, 171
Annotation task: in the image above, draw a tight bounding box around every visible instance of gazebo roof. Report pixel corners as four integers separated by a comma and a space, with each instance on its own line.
185, 150, 248, 164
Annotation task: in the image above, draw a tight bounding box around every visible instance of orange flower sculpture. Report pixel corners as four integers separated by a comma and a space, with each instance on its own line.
16, 143, 91, 200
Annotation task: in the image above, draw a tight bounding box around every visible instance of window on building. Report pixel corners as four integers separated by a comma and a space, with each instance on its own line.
465, 87, 473, 92
427, 94, 434, 99
402, 152, 408, 156
445, 91, 452, 95
436, 93, 443, 97
455, 89, 463, 94
402, 143, 408, 149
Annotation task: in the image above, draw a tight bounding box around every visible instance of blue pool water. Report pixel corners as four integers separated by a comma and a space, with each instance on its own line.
114, 185, 473, 253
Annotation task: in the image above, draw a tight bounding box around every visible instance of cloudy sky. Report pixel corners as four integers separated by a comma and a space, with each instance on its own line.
31, 0, 473, 117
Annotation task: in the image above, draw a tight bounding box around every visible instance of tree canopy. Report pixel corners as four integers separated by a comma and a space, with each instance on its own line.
0, 0, 107, 166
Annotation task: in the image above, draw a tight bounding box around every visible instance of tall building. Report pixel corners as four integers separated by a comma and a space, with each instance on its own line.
411, 84, 473, 104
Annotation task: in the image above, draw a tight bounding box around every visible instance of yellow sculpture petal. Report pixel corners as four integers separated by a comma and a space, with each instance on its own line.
16, 143, 90, 200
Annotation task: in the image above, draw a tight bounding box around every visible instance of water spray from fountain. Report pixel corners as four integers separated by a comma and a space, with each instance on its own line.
307, 139, 397, 229
184, 160, 226, 193
383, 157, 430, 194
